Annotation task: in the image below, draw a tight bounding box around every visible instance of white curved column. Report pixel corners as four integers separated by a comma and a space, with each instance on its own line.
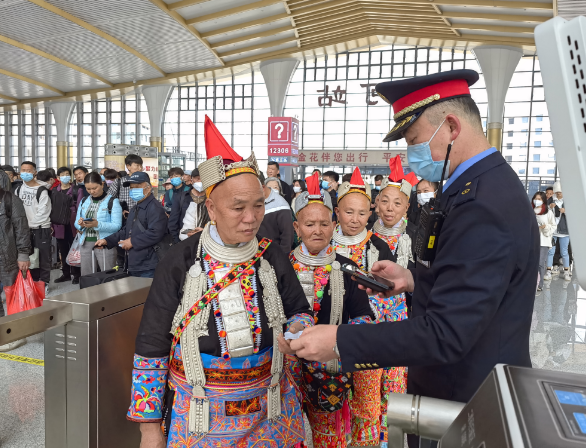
473, 45, 523, 151
259, 58, 300, 117
48, 101, 75, 168
142, 85, 173, 151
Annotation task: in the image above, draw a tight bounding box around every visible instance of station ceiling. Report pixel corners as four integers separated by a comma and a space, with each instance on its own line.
0, 0, 555, 110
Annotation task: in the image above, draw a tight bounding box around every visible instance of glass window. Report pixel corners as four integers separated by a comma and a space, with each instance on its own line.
536, 114, 543, 121
519, 168, 526, 174
509, 118, 515, 124
522, 117, 529, 123
535, 141, 541, 147
505, 156, 512, 162
507, 143, 513, 149
533, 167, 539, 174
533, 154, 540, 161
508, 131, 513, 137
535, 128, 542, 135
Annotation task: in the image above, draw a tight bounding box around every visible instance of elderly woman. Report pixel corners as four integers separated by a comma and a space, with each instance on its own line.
127, 116, 313, 448
258, 175, 294, 254
264, 176, 282, 195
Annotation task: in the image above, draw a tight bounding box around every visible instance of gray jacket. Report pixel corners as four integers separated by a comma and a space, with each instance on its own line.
0, 170, 31, 285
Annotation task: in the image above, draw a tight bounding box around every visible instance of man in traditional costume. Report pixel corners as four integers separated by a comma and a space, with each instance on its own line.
329, 167, 395, 447
370, 155, 418, 447
285, 171, 374, 448
127, 115, 313, 448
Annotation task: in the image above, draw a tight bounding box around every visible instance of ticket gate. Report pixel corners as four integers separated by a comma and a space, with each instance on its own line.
387, 364, 586, 447
0, 277, 152, 448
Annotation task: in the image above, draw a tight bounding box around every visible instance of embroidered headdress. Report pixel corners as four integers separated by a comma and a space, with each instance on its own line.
337, 167, 371, 203
294, 171, 333, 215
199, 115, 260, 197
380, 155, 419, 197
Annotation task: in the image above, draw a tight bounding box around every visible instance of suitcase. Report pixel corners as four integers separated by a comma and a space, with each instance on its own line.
79, 248, 129, 290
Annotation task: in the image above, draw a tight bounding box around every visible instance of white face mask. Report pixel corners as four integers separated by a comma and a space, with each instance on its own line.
192, 182, 204, 192
271, 188, 280, 194
533, 199, 543, 207
417, 191, 435, 206
293, 186, 301, 193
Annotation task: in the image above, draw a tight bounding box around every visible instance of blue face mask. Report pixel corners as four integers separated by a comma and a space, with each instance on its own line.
20, 172, 34, 182
375, 185, 381, 191
60, 175, 71, 184
321, 180, 330, 190
407, 119, 451, 183
170, 177, 183, 187
129, 187, 145, 202
101, 175, 106, 182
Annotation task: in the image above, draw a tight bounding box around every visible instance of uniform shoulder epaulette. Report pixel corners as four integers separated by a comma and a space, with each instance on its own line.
452, 178, 479, 207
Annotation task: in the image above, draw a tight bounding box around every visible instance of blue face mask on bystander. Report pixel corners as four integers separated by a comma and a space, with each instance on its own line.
407, 118, 451, 182
20, 172, 34, 182
129, 187, 145, 202
170, 177, 183, 187
60, 175, 71, 184
321, 180, 330, 190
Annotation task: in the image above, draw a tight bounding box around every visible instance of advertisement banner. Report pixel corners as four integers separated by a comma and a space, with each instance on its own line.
297, 150, 408, 166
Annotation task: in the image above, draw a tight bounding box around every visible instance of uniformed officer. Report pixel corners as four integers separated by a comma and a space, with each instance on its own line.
290, 69, 539, 444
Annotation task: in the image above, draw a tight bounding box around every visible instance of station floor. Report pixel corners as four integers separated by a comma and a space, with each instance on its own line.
0, 268, 585, 447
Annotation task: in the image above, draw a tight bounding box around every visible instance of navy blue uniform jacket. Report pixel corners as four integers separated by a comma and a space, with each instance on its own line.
337, 151, 539, 403
104, 194, 167, 272
168, 190, 192, 244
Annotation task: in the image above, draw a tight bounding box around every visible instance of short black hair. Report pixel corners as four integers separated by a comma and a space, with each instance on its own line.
294, 179, 307, 192
125, 154, 143, 167
57, 166, 71, 176
168, 167, 185, 177
21, 161, 37, 170
546, 186, 553, 191
312, 169, 321, 175
1, 165, 16, 173
323, 171, 339, 183
47, 168, 56, 178
37, 169, 54, 182
84, 172, 103, 185
374, 175, 383, 182
103, 168, 119, 180
258, 172, 266, 184
73, 166, 88, 174
268, 161, 280, 169
118, 170, 128, 178
342, 173, 352, 183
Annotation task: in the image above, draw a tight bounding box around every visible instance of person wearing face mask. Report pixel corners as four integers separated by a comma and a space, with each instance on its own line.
96, 172, 167, 278
532, 191, 556, 291
328, 167, 396, 447
545, 181, 572, 281
0, 165, 23, 193
163, 167, 191, 214
367, 174, 384, 228
176, 169, 210, 242
257, 175, 294, 253
74, 172, 123, 277
16, 161, 52, 295
288, 70, 539, 448
321, 171, 339, 209
290, 179, 307, 214
267, 160, 293, 204
53, 167, 83, 284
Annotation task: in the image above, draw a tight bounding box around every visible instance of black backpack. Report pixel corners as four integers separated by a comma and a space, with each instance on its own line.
16, 184, 72, 225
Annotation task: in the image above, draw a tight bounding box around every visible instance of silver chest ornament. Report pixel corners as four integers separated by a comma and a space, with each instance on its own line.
189, 263, 202, 278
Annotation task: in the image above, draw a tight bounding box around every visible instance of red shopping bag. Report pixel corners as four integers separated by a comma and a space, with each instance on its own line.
4, 270, 45, 315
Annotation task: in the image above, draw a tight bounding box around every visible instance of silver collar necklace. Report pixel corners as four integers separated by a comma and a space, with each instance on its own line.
201, 224, 259, 264
293, 244, 336, 267
332, 225, 368, 246
373, 219, 406, 237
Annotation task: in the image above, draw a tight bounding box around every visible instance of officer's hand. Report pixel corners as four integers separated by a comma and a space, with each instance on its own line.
560, 208, 565, 213
290, 325, 339, 363
358, 260, 414, 297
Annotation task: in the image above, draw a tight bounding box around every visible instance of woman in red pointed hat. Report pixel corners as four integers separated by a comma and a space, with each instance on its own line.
127, 116, 314, 448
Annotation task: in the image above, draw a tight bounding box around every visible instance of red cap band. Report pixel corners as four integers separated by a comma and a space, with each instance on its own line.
392, 79, 470, 117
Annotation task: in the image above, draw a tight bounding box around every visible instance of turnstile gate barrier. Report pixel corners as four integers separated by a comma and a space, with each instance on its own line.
0, 277, 152, 448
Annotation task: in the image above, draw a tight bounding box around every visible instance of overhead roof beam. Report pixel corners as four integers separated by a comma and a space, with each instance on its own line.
346, 7, 549, 22
186, 0, 284, 25
372, 0, 552, 8
148, 0, 224, 66
26, 0, 166, 76
374, 28, 535, 44
211, 25, 295, 48
0, 68, 64, 95
199, 13, 290, 38
217, 36, 297, 58
296, 14, 445, 33
168, 0, 211, 10
0, 93, 18, 102
0, 34, 114, 87
452, 23, 536, 33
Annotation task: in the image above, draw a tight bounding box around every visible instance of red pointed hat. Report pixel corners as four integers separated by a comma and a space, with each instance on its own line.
294, 171, 333, 215
381, 155, 418, 197
200, 115, 259, 196
338, 166, 371, 203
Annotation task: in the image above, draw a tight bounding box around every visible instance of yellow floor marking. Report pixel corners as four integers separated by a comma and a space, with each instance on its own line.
0, 352, 44, 366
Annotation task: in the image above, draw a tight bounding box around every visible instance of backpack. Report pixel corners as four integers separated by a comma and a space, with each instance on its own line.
80, 195, 116, 215
15, 184, 69, 224
132, 207, 174, 262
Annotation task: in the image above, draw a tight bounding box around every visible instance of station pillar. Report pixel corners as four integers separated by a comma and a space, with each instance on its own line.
142, 85, 173, 152
260, 58, 300, 184
49, 101, 75, 168
473, 46, 523, 151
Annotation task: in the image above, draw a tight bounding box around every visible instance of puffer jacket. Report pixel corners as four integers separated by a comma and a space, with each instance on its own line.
0, 170, 31, 285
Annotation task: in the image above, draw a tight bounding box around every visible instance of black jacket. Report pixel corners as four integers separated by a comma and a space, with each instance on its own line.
338, 151, 539, 403
168, 190, 195, 243
258, 192, 294, 254
135, 232, 312, 358
163, 183, 190, 213
280, 180, 293, 205
105, 194, 168, 272
547, 196, 568, 235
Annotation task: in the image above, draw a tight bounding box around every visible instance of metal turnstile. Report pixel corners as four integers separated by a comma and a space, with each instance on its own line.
0, 277, 152, 448
387, 364, 586, 447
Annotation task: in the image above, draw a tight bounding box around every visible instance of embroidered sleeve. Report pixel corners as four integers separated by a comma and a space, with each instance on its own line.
286, 312, 315, 331
127, 354, 169, 422
349, 315, 373, 325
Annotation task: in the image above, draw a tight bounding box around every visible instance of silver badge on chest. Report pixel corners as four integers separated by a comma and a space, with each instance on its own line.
189, 263, 203, 278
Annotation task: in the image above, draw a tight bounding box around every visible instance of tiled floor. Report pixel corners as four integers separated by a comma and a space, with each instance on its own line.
1, 268, 585, 447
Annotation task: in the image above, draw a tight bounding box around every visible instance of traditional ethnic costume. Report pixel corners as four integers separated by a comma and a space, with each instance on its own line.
288, 172, 374, 448
330, 167, 396, 447
127, 116, 314, 448
369, 156, 419, 447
